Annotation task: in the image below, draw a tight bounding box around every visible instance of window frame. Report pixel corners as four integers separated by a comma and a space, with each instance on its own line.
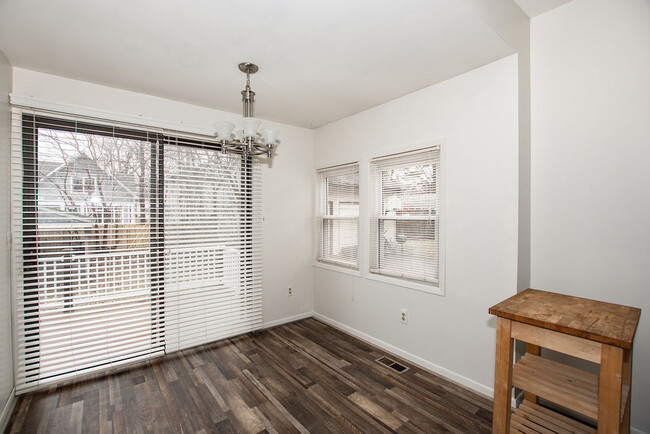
314, 162, 361, 274
366, 143, 446, 296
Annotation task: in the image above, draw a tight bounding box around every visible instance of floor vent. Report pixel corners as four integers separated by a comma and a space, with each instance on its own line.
376, 356, 409, 374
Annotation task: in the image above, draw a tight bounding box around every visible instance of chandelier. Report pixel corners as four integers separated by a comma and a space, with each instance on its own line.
214, 62, 279, 158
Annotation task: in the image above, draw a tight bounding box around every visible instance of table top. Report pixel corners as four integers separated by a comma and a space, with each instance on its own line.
489, 288, 641, 349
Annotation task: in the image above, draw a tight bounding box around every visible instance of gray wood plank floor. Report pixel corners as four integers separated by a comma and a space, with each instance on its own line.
5, 318, 493, 433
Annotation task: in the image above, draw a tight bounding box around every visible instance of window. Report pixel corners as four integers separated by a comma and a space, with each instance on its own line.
316, 163, 359, 269
369, 146, 441, 287
12, 112, 261, 392
71, 176, 96, 193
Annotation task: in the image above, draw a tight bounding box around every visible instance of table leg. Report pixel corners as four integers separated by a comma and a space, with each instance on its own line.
598, 344, 623, 433
493, 317, 513, 434
620, 348, 632, 433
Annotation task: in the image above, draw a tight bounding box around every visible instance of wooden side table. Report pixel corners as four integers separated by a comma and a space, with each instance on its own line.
489, 289, 641, 434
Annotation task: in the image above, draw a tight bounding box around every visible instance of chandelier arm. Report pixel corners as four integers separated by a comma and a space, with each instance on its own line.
251, 144, 274, 158
218, 143, 272, 158
222, 143, 245, 154
224, 138, 262, 145
251, 144, 270, 152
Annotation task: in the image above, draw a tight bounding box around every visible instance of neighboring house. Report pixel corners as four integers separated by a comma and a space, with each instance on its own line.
38, 153, 143, 229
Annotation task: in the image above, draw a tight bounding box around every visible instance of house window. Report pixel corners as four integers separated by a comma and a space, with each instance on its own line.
369, 146, 441, 287
71, 176, 96, 193
316, 163, 359, 269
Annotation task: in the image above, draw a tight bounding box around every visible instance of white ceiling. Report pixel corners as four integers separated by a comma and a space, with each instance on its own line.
514, 0, 572, 18
0, 0, 524, 128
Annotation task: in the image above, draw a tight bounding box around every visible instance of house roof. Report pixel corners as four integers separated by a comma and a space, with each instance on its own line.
38, 153, 139, 200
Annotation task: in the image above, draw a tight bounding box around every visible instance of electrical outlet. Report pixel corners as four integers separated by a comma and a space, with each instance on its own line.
400, 309, 408, 324
288, 286, 293, 297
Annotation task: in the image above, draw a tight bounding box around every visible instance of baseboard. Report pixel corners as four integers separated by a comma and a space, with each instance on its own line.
313, 312, 495, 396
261, 311, 314, 329
0, 387, 16, 432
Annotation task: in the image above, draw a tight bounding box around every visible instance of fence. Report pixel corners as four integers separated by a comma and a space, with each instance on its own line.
38, 244, 242, 311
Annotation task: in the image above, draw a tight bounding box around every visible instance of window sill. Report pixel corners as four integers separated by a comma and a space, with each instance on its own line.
365, 271, 444, 296
313, 261, 362, 277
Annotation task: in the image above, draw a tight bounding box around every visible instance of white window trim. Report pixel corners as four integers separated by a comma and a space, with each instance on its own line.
314, 162, 360, 271
313, 260, 363, 277
365, 271, 440, 294
362, 139, 446, 296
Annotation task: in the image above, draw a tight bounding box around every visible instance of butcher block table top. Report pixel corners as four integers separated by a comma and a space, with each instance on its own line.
489, 288, 641, 349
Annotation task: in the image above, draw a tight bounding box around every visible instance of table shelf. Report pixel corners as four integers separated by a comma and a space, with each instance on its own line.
511, 401, 596, 434
513, 353, 598, 420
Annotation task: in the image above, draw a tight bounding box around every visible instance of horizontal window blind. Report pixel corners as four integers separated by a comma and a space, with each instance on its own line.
11, 111, 165, 391
316, 163, 359, 269
11, 108, 262, 392
163, 137, 262, 352
369, 147, 440, 284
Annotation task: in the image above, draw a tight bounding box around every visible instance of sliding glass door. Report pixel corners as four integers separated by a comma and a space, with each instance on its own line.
13, 113, 261, 392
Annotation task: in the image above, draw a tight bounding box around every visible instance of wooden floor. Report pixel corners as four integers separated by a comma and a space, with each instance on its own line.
6, 318, 493, 433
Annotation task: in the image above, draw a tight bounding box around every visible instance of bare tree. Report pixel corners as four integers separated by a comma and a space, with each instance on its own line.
38, 128, 152, 251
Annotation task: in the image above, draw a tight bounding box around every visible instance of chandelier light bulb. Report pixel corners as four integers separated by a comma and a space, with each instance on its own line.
260, 126, 279, 145
214, 121, 235, 142
241, 117, 261, 138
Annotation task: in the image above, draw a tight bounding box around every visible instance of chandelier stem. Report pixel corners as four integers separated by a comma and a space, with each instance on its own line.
241, 71, 255, 117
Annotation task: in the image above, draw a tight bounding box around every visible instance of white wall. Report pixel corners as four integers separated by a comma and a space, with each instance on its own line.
11, 68, 315, 326
0, 49, 14, 427
530, 1, 650, 431
313, 55, 519, 395
462, 0, 532, 295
